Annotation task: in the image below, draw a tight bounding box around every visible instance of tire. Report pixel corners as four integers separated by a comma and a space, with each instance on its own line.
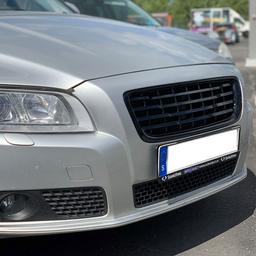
231, 32, 236, 44
243, 31, 249, 38
236, 33, 240, 43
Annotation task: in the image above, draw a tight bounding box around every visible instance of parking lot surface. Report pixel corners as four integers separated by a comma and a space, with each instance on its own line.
1, 39, 256, 256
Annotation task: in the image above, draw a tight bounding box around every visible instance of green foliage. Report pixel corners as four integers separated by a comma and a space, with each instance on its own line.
134, 0, 171, 13
134, 0, 249, 28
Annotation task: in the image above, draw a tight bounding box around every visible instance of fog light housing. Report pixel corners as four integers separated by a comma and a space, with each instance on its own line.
0, 193, 37, 221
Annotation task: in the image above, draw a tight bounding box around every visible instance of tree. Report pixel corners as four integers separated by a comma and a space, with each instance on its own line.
134, 0, 171, 13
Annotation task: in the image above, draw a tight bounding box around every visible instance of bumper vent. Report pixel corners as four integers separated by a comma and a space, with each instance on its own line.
133, 154, 238, 208
42, 187, 107, 218
124, 78, 241, 142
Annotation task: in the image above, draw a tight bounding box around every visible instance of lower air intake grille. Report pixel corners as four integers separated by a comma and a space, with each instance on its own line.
42, 187, 107, 218
133, 155, 238, 208
124, 78, 241, 142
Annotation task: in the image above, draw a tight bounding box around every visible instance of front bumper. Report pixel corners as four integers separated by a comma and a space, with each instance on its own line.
0, 64, 252, 236
0, 166, 247, 236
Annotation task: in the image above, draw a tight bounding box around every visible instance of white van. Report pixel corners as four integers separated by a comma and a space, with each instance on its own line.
191, 7, 250, 38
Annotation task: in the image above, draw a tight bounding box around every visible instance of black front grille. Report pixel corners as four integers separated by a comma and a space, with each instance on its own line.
133, 154, 238, 208
42, 187, 107, 218
124, 78, 241, 142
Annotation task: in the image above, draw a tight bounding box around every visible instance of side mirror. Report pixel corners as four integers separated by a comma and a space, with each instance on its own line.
64, 2, 80, 14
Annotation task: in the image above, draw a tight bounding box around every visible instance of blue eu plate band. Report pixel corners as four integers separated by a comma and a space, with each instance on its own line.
159, 146, 168, 177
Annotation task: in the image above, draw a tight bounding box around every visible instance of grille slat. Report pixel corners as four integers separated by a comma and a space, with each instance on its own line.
137, 100, 234, 122
42, 187, 107, 219
124, 78, 241, 141
131, 85, 231, 102
133, 155, 238, 208
142, 108, 234, 132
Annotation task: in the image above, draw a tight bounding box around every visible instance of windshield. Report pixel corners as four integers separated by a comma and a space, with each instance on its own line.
191, 10, 211, 28
0, 0, 72, 13
125, 0, 160, 26
61, 0, 160, 27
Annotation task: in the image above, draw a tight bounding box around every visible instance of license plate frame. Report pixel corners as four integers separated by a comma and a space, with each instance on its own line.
158, 128, 240, 181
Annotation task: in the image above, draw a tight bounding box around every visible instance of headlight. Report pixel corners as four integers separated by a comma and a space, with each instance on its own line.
218, 42, 233, 60
0, 90, 94, 133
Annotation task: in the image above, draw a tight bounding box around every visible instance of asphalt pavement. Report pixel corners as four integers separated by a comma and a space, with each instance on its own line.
1, 39, 256, 256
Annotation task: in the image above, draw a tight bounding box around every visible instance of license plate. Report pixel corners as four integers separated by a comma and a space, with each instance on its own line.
158, 129, 239, 179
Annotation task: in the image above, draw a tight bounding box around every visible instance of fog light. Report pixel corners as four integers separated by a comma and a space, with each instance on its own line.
0, 193, 37, 221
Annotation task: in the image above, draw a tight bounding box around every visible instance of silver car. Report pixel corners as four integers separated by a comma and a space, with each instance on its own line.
0, 12, 252, 237
62, 0, 232, 59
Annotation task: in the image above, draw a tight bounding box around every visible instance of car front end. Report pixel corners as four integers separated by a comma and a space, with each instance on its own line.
0, 14, 252, 236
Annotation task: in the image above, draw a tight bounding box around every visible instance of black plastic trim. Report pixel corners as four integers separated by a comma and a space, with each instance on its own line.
124, 77, 242, 143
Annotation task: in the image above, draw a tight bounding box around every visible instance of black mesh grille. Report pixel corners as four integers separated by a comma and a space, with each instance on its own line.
124, 78, 241, 142
42, 187, 107, 218
133, 155, 238, 208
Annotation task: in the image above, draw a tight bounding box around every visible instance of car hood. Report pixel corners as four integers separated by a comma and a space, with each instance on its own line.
157, 27, 220, 52
0, 13, 231, 90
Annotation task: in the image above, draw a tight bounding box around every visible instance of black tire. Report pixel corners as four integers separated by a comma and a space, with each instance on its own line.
236, 32, 240, 43
243, 31, 249, 38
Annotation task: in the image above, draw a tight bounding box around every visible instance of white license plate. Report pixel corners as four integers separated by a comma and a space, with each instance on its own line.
158, 129, 239, 178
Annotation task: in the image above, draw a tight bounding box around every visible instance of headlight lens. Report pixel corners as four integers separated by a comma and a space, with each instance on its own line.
0, 91, 94, 133
218, 42, 233, 60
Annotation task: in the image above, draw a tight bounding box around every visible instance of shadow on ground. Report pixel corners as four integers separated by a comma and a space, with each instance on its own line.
2, 170, 256, 256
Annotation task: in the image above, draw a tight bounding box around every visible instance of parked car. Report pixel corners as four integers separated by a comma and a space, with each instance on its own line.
0, 0, 72, 12
61, 0, 232, 59
214, 23, 240, 44
0, 0, 232, 59
0, 10, 251, 236
157, 27, 231, 58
